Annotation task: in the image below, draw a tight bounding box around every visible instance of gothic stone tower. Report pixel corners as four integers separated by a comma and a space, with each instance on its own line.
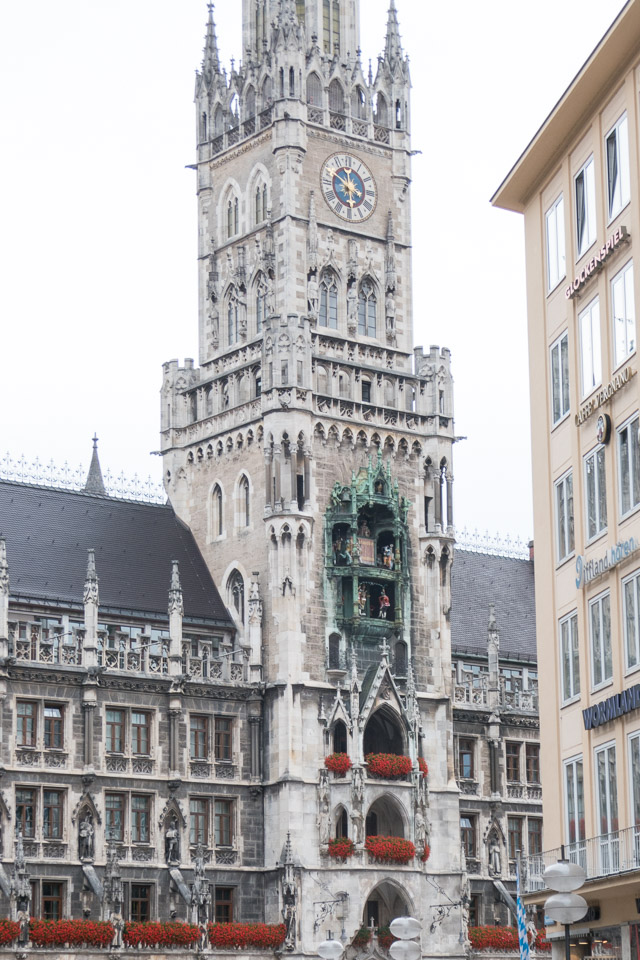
161, 1, 464, 954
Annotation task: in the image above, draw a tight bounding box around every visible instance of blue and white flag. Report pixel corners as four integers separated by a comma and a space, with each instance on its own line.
516, 861, 531, 960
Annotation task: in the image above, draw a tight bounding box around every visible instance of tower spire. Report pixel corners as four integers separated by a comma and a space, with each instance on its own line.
84, 435, 106, 496
384, 0, 404, 65
203, 3, 221, 75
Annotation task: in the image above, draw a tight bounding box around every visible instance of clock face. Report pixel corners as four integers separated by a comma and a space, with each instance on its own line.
320, 153, 377, 222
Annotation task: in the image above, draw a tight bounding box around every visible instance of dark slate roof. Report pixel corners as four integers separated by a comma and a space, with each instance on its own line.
0, 480, 232, 626
450, 549, 536, 661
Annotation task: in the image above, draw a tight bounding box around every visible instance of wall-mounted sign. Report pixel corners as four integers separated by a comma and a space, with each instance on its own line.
583, 683, 640, 729
575, 534, 639, 589
565, 225, 629, 299
575, 366, 634, 426
596, 413, 611, 445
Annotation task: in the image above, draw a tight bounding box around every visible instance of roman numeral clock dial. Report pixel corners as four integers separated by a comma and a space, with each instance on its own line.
320, 153, 377, 222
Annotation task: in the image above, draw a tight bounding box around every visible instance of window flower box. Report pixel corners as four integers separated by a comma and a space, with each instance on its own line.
328, 837, 355, 859
352, 925, 373, 947
0, 921, 19, 946
365, 753, 412, 778
29, 919, 115, 948
364, 835, 416, 863
325, 752, 352, 776
469, 926, 551, 952
123, 921, 200, 948
207, 922, 287, 949
377, 926, 397, 950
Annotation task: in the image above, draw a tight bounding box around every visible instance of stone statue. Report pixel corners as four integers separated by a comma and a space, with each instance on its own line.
79, 813, 95, 860
165, 817, 180, 864
347, 282, 357, 333
489, 837, 502, 876
266, 275, 276, 316
191, 844, 211, 924
415, 807, 427, 850
307, 274, 319, 317
317, 770, 331, 845
385, 290, 396, 336
209, 307, 219, 349
350, 808, 364, 844
352, 765, 365, 807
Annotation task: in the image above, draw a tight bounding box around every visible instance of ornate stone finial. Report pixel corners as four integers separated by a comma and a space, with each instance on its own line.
83, 548, 99, 606
281, 832, 297, 951
379, 637, 390, 661
202, 3, 221, 75
0, 538, 8, 597
383, 0, 404, 65
248, 573, 263, 625
84, 435, 106, 496
168, 560, 184, 617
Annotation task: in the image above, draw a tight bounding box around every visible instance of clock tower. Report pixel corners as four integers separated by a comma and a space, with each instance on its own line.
161, 1, 464, 954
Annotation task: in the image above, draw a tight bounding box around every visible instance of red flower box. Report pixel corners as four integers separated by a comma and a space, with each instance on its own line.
328, 837, 355, 859
421, 843, 431, 862
364, 835, 416, 863
325, 753, 353, 775
0, 921, 20, 946
377, 926, 397, 950
469, 926, 551, 952
123, 921, 200, 947
29, 919, 114, 948
207, 922, 287, 949
418, 757, 428, 778
352, 925, 373, 947
365, 753, 413, 778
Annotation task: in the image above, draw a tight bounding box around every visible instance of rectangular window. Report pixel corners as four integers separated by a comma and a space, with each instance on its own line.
131, 711, 150, 756
106, 709, 125, 754
43, 705, 64, 749
555, 471, 575, 562
579, 297, 601, 397
214, 718, 233, 762
105, 793, 125, 842
584, 445, 607, 540
546, 194, 566, 292
190, 716, 209, 760
606, 113, 630, 221
629, 733, 640, 835
560, 611, 581, 702
624, 569, 640, 670
460, 815, 477, 859
214, 799, 233, 847
575, 155, 597, 258
550, 331, 570, 425
190, 798, 209, 846
612, 260, 635, 365
528, 818, 543, 856
215, 887, 234, 923
17, 701, 37, 747
526, 744, 540, 784
458, 738, 474, 779
564, 756, 585, 846
16, 788, 36, 838
42, 881, 64, 921
131, 795, 151, 843
595, 743, 619, 872
590, 591, 612, 688
362, 380, 371, 403
508, 816, 523, 860
130, 884, 152, 923
618, 414, 640, 516
506, 742, 520, 782
43, 790, 63, 840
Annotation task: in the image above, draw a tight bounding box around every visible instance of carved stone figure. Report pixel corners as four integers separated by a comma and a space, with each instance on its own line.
350, 808, 364, 844
307, 274, 319, 317
209, 307, 219, 349
347, 282, 358, 334
489, 837, 502, 876
165, 817, 180, 864
79, 813, 95, 860
266, 275, 276, 316
385, 290, 396, 336
415, 807, 427, 849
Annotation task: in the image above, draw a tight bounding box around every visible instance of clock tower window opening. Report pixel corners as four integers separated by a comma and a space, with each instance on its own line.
227, 197, 239, 240
307, 72, 323, 107
323, 0, 341, 55
358, 280, 377, 338
295, 0, 305, 25
319, 271, 338, 329
328, 79, 345, 117
375, 93, 388, 128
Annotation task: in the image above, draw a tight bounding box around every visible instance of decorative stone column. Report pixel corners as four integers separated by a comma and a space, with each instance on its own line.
82, 549, 99, 669
248, 693, 263, 781
82, 700, 97, 770
168, 561, 183, 677
0, 539, 8, 660
169, 707, 183, 781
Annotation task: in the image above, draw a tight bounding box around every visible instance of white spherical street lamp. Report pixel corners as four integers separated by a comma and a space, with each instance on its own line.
388, 915, 423, 960
542, 858, 588, 960
317, 936, 344, 960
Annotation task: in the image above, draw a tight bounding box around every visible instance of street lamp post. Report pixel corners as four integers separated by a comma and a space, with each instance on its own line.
543, 856, 588, 960
389, 916, 423, 960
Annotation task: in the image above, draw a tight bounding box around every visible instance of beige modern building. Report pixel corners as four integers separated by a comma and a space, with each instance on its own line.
493, 2, 640, 956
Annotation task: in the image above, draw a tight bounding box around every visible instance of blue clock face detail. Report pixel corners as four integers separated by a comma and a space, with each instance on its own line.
320, 153, 377, 222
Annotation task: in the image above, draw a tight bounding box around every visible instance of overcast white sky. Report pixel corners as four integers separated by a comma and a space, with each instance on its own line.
0, 0, 628, 540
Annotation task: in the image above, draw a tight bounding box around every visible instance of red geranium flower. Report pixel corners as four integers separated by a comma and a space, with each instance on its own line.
365, 753, 413, 779
364, 835, 416, 863
418, 757, 428, 778
325, 753, 353, 775
328, 837, 355, 859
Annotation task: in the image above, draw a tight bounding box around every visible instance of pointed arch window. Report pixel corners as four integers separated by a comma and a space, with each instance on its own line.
200, 112, 208, 141
352, 86, 366, 120
227, 287, 239, 345
228, 570, 245, 623
307, 72, 323, 106
245, 86, 256, 120
239, 475, 250, 527
328, 79, 344, 114
212, 484, 223, 538
358, 279, 377, 337
323, 0, 340, 53
226, 195, 239, 240
213, 105, 224, 137
319, 271, 338, 329
289, 67, 295, 98
375, 93, 388, 128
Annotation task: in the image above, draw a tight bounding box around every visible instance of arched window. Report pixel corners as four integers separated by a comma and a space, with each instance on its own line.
279, 68, 285, 98
336, 806, 348, 838
227, 287, 239, 345
338, 373, 349, 399
317, 366, 328, 396
375, 93, 388, 127
255, 186, 262, 224
307, 72, 323, 106
289, 67, 295, 97
351, 86, 366, 119
234, 197, 239, 234
200, 111, 208, 141
333, 719, 347, 753
213, 104, 224, 136
262, 183, 268, 220
319, 271, 338, 329
227, 199, 234, 239
384, 379, 395, 408
394, 641, 408, 677
211, 484, 223, 538
328, 79, 344, 114
239, 475, 250, 527
323, 0, 340, 53
262, 75, 273, 104
395, 99, 402, 130
295, 0, 305, 25
255, 273, 267, 332
358, 279, 377, 337
229, 94, 239, 129
228, 570, 245, 623
329, 634, 341, 670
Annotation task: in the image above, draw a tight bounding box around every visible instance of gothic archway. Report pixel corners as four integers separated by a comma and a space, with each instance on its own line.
362, 879, 412, 927
363, 707, 404, 756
